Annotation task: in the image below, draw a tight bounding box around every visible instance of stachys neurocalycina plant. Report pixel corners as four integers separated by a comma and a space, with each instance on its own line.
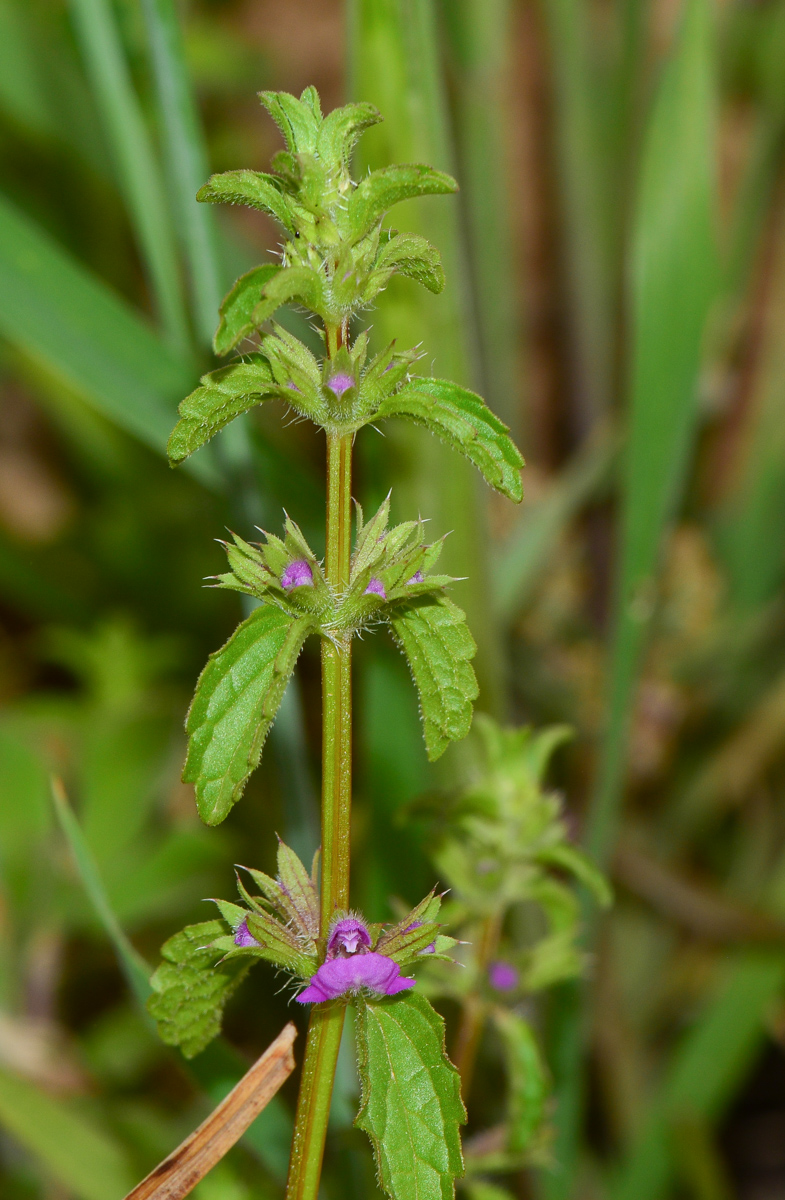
147, 87, 524, 1200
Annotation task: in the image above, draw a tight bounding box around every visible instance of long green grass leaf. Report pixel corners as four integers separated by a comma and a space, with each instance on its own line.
612, 954, 785, 1200
588, 0, 718, 864
52, 777, 153, 1006
493, 425, 617, 622
138, 0, 224, 345
0, 193, 218, 482
441, 0, 520, 433
0, 1068, 135, 1200
68, 0, 189, 349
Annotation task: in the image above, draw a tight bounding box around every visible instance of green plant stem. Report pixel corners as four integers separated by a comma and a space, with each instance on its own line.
285, 1001, 346, 1200
285, 327, 353, 1200
452, 910, 502, 1100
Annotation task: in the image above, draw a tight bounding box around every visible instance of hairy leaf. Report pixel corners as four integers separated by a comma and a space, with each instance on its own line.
317, 100, 382, 169
167, 354, 277, 463
148, 920, 250, 1058
250, 265, 327, 327
347, 164, 458, 241
493, 1009, 548, 1155
259, 87, 322, 155
198, 169, 295, 231
214, 263, 280, 356
389, 597, 478, 761
276, 839, 320, 938
376, 378, 524, 502
355, 991, 465, 1200
183, 607, 312, 824
372, 232, 445, 294
241, 907, 317, 975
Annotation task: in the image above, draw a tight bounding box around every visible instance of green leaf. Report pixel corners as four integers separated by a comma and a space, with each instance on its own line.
214, 263, 281, 356
69, 0, 189, 351
389, 596, 478, 761
184, 607, 312, 824
587, 0, 718, 865
355, 991, 465, 1200
138, 0, 223, 346
148, 920, 250, 1058
347, 164, 458, 241
0, 1068, 135, 1200
168, 354, 277, 463
238, 908, 317, 976
375, 378, 524, 502
276, 839, 320, 938
251, 264, 328, 326
0, 193, 213, 477
492, 1009, 548, 1155
198, 169, 296, 231
317, 100, 382, 169
259, 87, 322, 155
536, 842, 613, 908
371, 232, 445, 294
51, 780, 152, 1007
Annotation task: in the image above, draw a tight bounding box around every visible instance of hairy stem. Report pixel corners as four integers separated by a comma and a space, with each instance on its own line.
285, 327, 353, 1200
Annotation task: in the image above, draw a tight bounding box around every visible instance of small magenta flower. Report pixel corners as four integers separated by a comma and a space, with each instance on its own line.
327, 915, 371, 957
297, 953, 415, 1003
406, 570, 424, 585
234, 919, 260, 949
489, 961, 518, 991
326, 372, 355, 398
282, 560, 313, 589
364, 577, 386, 599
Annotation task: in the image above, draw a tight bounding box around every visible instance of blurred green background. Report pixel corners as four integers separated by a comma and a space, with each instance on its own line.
1, 0, 785, 1197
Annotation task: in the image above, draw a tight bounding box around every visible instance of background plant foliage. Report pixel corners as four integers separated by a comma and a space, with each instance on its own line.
0, 0, 784, 1198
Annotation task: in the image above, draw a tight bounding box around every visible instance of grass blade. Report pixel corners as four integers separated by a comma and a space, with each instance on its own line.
493, 424, 618, 622
588, 0, 718, 865
52, 777, 152, 1006
0, 1068, 135, 1200
612, 954, 785, 1200
138, 0, 224, 346
0, 193, 218, 484
68, 0, 189, 350
441, 0, 520, 433
545, 5, 719, 1195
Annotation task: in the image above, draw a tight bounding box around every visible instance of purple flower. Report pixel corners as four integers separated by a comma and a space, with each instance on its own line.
327, 916, 372, 957
281, 560, 313, 589
364, 577, 386, 599
296, 953, 415, 1003
489, 961, 518, 992
406, 571, 424, 586
234, 919, 261, 949
326, 373, 355, 398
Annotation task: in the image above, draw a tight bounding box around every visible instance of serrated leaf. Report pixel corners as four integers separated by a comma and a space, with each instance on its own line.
147, 920, 250, 1058
389, 597, 478, 761
492, 1009, 548, 1155
372, 232, 445, 294
198, 170, 295, 231
183, 607, 312, 824
347, 164, 458, 242
355, 991, 465, 1200
215, 263, 280, 356
167, 355, 277, 463
376, 921, 440, 965
376, 378, 524, 502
